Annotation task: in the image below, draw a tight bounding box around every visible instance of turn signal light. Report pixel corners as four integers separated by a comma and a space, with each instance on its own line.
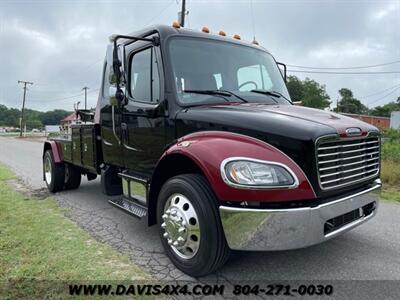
202, 26, 210, 33
218, 30, 226, 36
233, 34, 241, 40
172, 21, 181, 28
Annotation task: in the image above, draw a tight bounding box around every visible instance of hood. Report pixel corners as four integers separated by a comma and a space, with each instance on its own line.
254, 104, 378, 137
176, 103, 378, 142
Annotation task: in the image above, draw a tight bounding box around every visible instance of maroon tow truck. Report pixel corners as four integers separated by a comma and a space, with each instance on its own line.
43, 23, 381, 276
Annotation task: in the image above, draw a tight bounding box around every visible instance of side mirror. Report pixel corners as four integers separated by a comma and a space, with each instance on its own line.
106, 34, 159, 108
106, 44, 126, 107
109, 86, 126, 106
276, 62, 287, 83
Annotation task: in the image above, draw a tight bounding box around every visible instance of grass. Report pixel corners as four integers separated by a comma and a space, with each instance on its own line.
380, 130, 400, 203
0, 164, 150, 299
380, 160, 400, 186
380, 160, 400, 203
382, 141, 400, 162
380, 186, 400, 203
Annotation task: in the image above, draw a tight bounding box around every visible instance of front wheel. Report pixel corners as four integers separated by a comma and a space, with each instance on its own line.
157, 174, 230, 277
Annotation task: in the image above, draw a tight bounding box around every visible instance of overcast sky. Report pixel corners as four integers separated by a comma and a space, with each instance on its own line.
0, 0, 399, 112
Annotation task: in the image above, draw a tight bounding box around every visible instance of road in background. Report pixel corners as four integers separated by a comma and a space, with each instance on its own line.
1, 136, 400, 282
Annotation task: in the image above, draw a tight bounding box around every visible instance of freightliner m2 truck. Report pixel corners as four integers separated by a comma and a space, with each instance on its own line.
43, 23, 381, 276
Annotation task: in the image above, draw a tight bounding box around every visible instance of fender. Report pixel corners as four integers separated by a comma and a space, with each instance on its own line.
43, 140, 63, 163
160, 131, 316, 203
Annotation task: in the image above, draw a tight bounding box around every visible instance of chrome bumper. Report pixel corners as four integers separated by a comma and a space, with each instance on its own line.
219, 180, 381, 251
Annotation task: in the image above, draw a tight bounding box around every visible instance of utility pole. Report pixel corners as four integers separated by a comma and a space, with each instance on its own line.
180, 0, 186, 27
18, 80, 33, 137
82, 86, 89, 110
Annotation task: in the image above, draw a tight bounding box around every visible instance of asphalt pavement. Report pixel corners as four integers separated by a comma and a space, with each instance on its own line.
1, 136, 400, 283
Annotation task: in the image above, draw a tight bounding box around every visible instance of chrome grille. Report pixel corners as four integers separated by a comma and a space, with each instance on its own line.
316, 135, 380, 190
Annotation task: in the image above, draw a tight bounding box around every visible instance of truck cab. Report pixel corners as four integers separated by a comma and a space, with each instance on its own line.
43, 24, 381, 277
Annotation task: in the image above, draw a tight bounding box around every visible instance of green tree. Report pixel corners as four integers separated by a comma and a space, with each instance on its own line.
25, 118, 43, 129
40, 109, 70, 125
286, 76, 331, 109
0, 105, 71, 128
286, 75, 304, 102
0, 106, 20, 127
336, 88, 368, 114
370, 101, 400, 117
301, 78, 331, 109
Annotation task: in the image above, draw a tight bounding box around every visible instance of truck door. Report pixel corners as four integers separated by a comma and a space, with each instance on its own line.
121, 42, 166, 175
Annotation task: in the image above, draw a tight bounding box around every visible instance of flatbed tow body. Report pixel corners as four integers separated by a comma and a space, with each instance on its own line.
43, 24, 381, 276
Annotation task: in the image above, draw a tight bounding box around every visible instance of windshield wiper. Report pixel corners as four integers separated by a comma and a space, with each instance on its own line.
217, 89, 248, 103
250, 89, 292, 104
183, 89, 248, 103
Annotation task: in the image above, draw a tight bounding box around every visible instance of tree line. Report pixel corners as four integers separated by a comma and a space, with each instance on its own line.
286, 75, 400, 117
0, 76, 398, 128
0, 104, 71, 129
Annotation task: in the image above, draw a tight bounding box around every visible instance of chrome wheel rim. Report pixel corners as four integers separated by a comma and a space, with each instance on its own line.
161, 193, 201, 260
44, 156, 52, 185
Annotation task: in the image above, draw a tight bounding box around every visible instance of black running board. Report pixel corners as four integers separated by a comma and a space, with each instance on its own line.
108, 197, 148, 219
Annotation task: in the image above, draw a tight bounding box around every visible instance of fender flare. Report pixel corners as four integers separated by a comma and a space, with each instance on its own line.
43, 141, 63, 163
153, 131, 316, 204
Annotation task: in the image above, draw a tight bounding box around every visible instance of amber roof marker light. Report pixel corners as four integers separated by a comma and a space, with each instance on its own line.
233, 34, 241, 40
202, 26, 210, 33
172, 21, 181, 28
218, 30, 226, 36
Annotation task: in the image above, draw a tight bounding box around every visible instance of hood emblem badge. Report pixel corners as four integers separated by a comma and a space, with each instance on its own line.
345, 127, 362, 136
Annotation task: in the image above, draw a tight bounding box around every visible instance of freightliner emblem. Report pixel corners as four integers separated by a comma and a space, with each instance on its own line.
345, 127, 362, 136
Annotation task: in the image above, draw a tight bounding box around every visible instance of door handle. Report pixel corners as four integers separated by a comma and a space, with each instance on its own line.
111, 106, 121, 145
121, 122, 128, 143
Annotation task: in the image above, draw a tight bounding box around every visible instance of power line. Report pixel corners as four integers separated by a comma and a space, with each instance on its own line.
143, 0, 176, 27
31, 88, 100, 103
360, 83, 400, 99
365, 86, 400, 106
88, 88, 99, 94
287, 60, 400, 70
287, 70, 400, 74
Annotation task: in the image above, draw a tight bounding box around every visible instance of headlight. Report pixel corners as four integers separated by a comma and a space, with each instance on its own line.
221, 158, 298, 188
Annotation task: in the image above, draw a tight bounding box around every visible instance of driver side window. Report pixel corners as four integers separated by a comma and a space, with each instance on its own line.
237, 64, 272, 91
129, 47, 160, 103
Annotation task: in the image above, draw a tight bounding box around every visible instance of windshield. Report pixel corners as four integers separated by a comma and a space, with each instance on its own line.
168, 37, 291, 106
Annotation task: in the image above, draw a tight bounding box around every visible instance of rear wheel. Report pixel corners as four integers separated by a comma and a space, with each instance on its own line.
64, 163, 81, 190
157, 174, 230, 277
43, 150, 65, 193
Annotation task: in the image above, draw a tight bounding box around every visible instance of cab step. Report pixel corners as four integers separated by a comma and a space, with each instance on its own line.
108, 197, 148, 219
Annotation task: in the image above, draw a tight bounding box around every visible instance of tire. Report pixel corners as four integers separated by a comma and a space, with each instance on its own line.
157, 174, 230, 277
64, 163, 81, 190
43, 150, 65, 193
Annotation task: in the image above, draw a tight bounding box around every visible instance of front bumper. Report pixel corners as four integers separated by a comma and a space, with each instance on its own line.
219, 179, 381, 251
